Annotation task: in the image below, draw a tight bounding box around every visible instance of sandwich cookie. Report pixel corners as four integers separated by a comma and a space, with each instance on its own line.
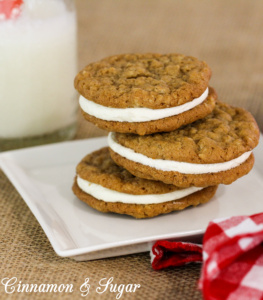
72, 147, 218, 218
109, 101, 260, 187
74, 53, 216, 135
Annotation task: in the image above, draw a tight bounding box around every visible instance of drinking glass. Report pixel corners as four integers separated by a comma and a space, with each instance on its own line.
0, 0, 78, 151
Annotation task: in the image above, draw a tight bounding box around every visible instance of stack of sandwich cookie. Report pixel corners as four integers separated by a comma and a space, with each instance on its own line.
74, 53, 216, 135
72, 147, 218, 218
73, 52, 260, 218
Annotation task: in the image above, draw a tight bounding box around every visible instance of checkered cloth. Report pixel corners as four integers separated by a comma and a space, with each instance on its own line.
151, 213, 263, 300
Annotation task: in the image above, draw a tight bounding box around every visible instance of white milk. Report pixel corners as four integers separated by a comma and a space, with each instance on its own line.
0, 0, 77, 138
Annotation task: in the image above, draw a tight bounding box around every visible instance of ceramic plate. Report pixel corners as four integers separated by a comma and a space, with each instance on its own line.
0, 135, 262, 261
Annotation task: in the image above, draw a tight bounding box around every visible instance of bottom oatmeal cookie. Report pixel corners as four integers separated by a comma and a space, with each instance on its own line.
72, 147, 218, 218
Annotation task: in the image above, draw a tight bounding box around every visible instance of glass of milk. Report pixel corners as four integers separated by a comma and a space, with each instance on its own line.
0, 0, 78, 151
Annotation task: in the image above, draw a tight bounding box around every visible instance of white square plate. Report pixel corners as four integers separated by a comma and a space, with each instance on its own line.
0, 135, 262, 261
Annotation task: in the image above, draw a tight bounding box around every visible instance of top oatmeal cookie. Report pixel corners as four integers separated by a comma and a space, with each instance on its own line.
74, 53, 211, 109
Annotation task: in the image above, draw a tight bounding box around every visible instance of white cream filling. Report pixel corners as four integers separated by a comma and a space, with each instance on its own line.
79, 88, 209, 122
77, 176, 203, 204
108, 132, 252, 174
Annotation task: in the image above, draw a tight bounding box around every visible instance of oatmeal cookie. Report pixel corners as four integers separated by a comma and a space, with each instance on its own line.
109, 101, 260, 187
72, 147, 218, 218
75, 53, 215, 135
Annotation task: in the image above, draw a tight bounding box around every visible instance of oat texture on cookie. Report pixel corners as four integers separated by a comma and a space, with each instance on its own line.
74, 53, 211, 109
76, 147, 178, 195
113, 101, 260, 164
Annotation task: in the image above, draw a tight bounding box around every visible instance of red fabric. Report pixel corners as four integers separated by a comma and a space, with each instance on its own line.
199, 213, 263, 300
151, 213, 263, 300
0, 0, 23, 19
151, 240, 202, 270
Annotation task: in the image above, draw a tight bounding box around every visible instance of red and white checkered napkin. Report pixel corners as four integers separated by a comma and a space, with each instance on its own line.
199, 213, 263, 300
151, 213, 263, 300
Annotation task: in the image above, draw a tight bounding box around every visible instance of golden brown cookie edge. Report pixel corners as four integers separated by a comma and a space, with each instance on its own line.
114, 101, 260, 163
76, 147, 179, 195
72, 179, 218, 218
109, 149, 255, 188
80, 89, 216, 135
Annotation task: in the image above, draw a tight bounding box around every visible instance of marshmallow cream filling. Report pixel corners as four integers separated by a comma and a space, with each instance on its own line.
108, 132, 252, 174
79, 88, 209, 122
77, 176, 203, 204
